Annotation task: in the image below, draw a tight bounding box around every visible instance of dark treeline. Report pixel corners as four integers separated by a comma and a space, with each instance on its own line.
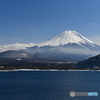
0, 59, 99, 70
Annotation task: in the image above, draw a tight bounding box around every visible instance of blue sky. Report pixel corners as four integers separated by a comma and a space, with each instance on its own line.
0, 0, 100, 45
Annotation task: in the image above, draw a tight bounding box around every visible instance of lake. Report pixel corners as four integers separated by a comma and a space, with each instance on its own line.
0, 70, 100, 100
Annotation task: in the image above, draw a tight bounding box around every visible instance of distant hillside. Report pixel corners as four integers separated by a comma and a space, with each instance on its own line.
0, 50, 33, 59
76, 54, 100, 69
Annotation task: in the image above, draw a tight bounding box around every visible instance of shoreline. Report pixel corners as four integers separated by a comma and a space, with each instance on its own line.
0, 69, 100, 72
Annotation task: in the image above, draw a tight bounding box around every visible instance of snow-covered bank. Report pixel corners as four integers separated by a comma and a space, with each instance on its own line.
0, 69, 100, 72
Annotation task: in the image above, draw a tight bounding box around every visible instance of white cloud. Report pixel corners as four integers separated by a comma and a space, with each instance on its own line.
88, 35, 100, 45
91, 23, 95, 25
0, 43, 35, 52
18, 29, 20, 31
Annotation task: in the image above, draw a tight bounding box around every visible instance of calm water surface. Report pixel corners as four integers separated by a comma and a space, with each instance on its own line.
0, 71, 100, 100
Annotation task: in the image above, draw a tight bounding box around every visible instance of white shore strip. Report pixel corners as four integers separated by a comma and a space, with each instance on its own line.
0, 69, 65, 72
0, 69, 100, 72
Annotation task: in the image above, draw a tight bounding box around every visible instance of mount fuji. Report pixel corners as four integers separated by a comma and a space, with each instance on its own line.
23, 31, 100, 61
38, 31, 94, 47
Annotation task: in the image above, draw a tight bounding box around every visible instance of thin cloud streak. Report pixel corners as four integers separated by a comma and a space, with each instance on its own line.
91, 23, 95, 25
18, 29, 21, 31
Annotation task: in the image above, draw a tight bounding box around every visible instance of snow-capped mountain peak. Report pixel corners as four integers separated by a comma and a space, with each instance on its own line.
38, 31, 94, 47
2, 30, 99, 62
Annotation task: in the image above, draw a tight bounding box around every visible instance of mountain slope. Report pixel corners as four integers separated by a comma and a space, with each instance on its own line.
75, 54, 100, 68
24, 31, 100, 61
0, 30, 100, 62
0, 50, 33, 59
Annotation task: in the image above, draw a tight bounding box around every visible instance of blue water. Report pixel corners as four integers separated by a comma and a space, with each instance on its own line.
0, 71, 100, 100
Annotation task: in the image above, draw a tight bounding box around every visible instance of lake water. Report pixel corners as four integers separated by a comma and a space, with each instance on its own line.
0, 70, 100, 100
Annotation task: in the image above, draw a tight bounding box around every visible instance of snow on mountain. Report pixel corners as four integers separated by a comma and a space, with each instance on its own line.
0, 50, 33, 58
1, 30, 100, 61
38, 31, 95, 47
0, 43, 35, 52
24, 31, 100, 61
